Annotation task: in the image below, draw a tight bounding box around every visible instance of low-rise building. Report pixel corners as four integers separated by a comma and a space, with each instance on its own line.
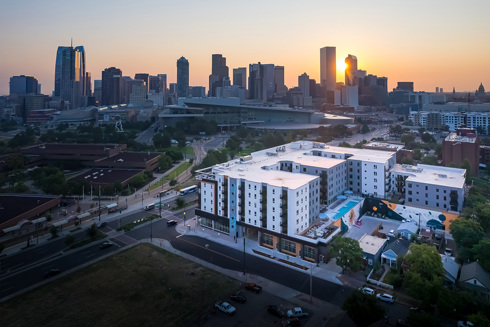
460, 261, 490, 300
358, 234, 387, 266
381, 239, 410, 268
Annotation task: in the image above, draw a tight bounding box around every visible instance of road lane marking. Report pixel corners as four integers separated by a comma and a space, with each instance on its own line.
176, 237, 239, 262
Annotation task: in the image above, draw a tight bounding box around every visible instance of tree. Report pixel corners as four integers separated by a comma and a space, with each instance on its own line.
473, 239, 490, 272
361, 124, 370, 134
401, 134, 415, 146
175, 198, 185, 209
462, 158, 472, 181
342, 290, 385, 326
450, 218, 484, 263
329, 235, 363, 272
50, 225, 58, 238
87, 223, 98, 238
421, 132, 436, 143
468, 312, 490, 327
401, 157, 414, 165
421, 156, 438, 165
65, 234, 75, 247
389, 125, 404, 137
338, 142, 351, 148
413, 149, 422, 160
404, 243, 443, 306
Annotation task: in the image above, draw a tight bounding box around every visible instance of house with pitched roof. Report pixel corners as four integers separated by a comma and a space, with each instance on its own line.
381, 239, 410, 268
459, 261, 490, 299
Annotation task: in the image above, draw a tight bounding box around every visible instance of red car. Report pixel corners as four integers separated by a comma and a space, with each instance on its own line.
244, 283, 262, 293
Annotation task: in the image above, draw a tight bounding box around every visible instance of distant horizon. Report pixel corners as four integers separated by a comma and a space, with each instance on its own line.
1, 0, 489, 96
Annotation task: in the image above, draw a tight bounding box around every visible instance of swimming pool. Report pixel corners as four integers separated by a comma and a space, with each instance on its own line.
333, 200, 361, 220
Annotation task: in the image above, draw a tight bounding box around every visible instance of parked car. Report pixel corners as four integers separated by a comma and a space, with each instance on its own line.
359, 286, 375, 295
230, 293, 247, 303
287, 307, 308, 318
244, 283, 262, 293
457, 321, 474, 327
396, 319, 409, 327
100, 241, 113, 249
214, 301, 236, 315
166, 220, 177, 227
376, 293, 394, 303
44, 268, 62, 278
267, 305, 285, 318
281, 318, 301, 326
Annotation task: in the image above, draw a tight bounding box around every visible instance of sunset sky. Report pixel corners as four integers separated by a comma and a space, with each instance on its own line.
1, 0, 489, 96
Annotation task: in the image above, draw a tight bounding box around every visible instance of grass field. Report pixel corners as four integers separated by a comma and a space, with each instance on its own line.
147, 161, 193, 191
0, 244, 241, 327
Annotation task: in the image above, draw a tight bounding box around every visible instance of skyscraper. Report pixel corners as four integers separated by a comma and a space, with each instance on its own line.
54, 45, 86, 108
177, 57, 189, 98
345, 54, 358, 86
320, 46, 336, 102
248, 63, 275, 102
298, 73, 310, 97
208, 54, 229, 96
85, 72, 92, 96
233, 68, 247, 88
134, 73, 149, 93
101, 67, 123, 105
9, 75, 39, 97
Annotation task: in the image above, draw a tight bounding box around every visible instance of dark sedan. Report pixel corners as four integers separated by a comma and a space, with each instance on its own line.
230, 293, 247, 303
44, 268, 61, 278
267, 305, 285, 318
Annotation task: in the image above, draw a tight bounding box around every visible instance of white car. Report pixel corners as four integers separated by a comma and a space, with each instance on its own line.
376, 293, 394, 303
359, 286, 375, 295
286, 307, 309, 318
214, 301, 236, 316
457, 321, 474, 327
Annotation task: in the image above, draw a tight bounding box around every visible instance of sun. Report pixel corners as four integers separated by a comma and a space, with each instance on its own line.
337, 59, 347, 71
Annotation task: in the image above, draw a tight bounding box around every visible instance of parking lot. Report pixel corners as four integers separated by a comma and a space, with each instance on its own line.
201, 287, 313, 327
344, 216, 402, 241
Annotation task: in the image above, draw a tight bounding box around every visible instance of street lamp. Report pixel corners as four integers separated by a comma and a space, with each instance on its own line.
159, 191, 163, 218
183, 211, 186, 226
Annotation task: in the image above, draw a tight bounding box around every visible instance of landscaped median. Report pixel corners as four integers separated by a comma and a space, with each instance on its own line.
147, 161, 193, 191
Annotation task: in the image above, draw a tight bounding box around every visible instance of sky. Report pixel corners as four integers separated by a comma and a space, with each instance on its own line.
1, 0, 489, 96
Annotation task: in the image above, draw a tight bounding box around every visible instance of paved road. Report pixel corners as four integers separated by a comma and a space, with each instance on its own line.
0, 237, 127, 300
135, 123, 158, 145
0, 230, 88, 276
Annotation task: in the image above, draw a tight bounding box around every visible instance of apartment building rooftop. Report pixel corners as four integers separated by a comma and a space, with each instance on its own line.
445, 132, 477, 143
391, 164, 466, 188
225, 169, 318, 189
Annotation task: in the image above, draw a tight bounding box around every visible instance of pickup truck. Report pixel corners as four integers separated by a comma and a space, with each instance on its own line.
244, 283, 262, 293
214, 301, 236, 316
287, 307, 309, 318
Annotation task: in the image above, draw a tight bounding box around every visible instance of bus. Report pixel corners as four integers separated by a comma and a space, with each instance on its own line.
179, 185, 198, 196
144, 203, 155, 211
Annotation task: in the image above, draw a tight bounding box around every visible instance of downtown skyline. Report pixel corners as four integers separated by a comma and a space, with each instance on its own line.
1, 0, 489, 96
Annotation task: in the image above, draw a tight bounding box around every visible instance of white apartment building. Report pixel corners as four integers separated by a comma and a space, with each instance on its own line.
390, 164, 465, 212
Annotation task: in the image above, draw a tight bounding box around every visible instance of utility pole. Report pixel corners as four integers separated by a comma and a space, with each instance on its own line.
243, 237, 246, 275
310, 265, 313, 303
159, 192, 163, 218
98, 185, 101, 221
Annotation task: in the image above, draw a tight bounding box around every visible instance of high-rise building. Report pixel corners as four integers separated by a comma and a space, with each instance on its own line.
298, 73, 310, 98
85, 72, 92, 97
208, 54, 229, 97
94, 80, 102, 104
274, 66, 288, 97
320, 46, 336, 102
248, 63, 275, 102
9, 75, 39, 97
129, 80, 147, 105
101, 67, 123, 105
345, 54, 358, 86
134, 73, 149, 93
54, 45, 86, 108
149, 75, 166, 93
233, 67, 247, 89
177, 57, 189, 98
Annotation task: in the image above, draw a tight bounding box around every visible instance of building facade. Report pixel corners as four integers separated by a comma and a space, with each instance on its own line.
320, 46, 336, 103
54, 45, 86, 108
101, 67, 123, 105
177, 57, 189, 98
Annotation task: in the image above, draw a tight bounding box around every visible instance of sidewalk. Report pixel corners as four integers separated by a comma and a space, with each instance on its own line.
175, 217, 345, 286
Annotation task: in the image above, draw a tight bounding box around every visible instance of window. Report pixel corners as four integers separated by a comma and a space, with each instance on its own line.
280, 239, 296, 253
408, 198, 412, 202
425, 186, 428, 191
261, 234, 273, 247
408, 183, 412, 188
408, 191, 412, 195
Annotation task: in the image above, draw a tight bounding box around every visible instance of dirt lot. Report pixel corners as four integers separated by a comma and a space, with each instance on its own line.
0, 244, 312, 327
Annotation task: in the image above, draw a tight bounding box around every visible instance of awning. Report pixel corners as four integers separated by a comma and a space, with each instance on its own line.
53, 219, 69, 227
77, 212, 90, 219
106, 203, 118, 209
3, 220, 31, 233
32, 217, 47, 224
